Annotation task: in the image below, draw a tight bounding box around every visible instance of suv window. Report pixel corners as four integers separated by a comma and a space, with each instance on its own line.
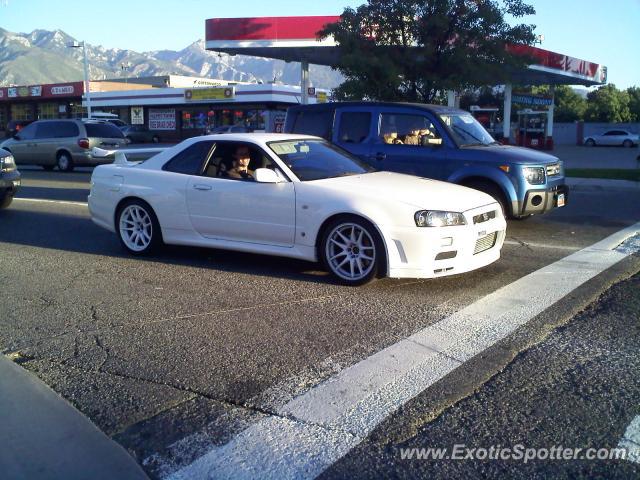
380, 113, 443, 146
291, 110, 333, 139
337, 112, 371, 143
163, 141, 215, 175
84, 123, 125, 139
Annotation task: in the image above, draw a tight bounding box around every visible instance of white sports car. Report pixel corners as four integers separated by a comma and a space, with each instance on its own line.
88, 134, 506, 285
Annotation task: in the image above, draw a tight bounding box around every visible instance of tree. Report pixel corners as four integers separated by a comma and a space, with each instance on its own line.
626, 87, 640, 122
320, 0, 537, 103
585, 84, 631, 123
553, 86, 587, 122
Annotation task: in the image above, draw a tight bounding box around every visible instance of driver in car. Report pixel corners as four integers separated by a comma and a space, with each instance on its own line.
223, 145, 254, 180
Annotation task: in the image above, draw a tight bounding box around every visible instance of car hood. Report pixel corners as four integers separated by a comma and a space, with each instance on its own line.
313, 171, 497, 211
462, 144, 559, 165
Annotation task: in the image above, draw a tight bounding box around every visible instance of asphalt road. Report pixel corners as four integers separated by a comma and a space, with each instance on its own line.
1, 165, 639, 479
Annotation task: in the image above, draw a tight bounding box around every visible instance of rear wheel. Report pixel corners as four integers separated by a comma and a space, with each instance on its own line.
56, 152, 74, 172
320, 216, 384, 286
116, 199, 162, 255
623, 139, 633, 148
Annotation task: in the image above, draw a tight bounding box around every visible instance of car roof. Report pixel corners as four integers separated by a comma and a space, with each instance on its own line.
199, 133, 322, 142
287, 101, 466, 115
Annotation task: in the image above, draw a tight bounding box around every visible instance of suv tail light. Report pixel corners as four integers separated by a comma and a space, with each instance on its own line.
78, 138, 90, 149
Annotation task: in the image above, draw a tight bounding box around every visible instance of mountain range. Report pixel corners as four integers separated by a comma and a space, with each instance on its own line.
0, 28, 343, 89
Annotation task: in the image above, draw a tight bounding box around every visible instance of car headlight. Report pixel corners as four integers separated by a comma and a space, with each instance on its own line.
415, 210, 467, 227
522, 166, 545, 185
0, 154, 16, 172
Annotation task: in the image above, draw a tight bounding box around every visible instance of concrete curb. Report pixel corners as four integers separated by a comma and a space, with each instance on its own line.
0, 355, 149, 480
567, 177, 640, 191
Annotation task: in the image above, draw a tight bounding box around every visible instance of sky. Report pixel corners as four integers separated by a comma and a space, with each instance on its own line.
0, 0, 638, 89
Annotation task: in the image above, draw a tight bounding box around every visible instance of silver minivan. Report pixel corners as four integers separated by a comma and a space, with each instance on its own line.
0, 119, 126, 172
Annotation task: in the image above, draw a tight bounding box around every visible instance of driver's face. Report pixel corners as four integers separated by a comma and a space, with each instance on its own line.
233, 148, 250, 169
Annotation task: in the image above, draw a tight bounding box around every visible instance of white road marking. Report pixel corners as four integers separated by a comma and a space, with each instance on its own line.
167, 223, 640, 480
619, 416, 640, 464
14, 197, 88, 207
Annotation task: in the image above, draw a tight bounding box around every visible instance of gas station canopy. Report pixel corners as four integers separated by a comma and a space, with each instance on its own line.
205, 15, 607, 87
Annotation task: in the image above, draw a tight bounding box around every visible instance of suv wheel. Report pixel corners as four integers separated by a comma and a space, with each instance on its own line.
57, 152, 74, 172
462, 180, 512, 219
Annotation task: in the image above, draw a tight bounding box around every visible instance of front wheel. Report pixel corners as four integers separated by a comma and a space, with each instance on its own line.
320, 216, 384, 286
0, 191, 13, 209
116, 200, 162, 255
585, 138, 595, 147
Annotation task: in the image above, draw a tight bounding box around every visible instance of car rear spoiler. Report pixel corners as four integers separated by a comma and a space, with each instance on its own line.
92, 147, 168, 165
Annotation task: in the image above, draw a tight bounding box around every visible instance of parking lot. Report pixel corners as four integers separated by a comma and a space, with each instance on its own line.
1, 146, 640, 479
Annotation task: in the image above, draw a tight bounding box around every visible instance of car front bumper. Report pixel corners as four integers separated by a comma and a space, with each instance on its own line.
382, 203, 506, 279
520, 184, 569, 216
0, 170, 21, 194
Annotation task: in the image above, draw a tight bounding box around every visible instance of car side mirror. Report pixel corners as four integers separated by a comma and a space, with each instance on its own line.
254, 168, 282, 183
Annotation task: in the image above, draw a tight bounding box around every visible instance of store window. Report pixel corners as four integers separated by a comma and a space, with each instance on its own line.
10, 104, 34, 121
37, 103, 58, 120
69, 102, 87, 119
0, 107, 7, 132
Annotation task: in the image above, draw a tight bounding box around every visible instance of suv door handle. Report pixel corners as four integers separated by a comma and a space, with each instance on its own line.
193, 184, 212, 191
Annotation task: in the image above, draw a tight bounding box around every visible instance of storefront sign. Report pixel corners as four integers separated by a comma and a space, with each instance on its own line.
131, 106, 144, 125
317, 92, 328, 103
8, 88, 17, 98
51, 85, 75, 95
30, 86, 42, 97
512, 94, 553, 107
185, 87, 235, 102
149, 109, 176, 130
18, 87, 30, 97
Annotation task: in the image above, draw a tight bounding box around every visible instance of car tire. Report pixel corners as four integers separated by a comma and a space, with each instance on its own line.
0, 191, 13, 209
585, 138, 595, 147
152, 135, 160, 143
320, 215, 385, 286
56, 152, 74, 172
623, 139, 633, 148
116, 199, 162, 255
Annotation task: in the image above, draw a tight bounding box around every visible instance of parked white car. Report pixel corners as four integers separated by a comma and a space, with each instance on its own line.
583, 129, 639, 147
88, 134, 506, 285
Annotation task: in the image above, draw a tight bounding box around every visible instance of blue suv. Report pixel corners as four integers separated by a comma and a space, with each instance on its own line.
284, 102, 567, 219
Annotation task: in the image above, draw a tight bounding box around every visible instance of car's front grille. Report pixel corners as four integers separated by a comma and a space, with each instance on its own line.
546, 163, 561, 176
473, 210, 497, 224
474, 232, 498, 255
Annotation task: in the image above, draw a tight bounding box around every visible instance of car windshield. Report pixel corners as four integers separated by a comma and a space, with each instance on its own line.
268, 139, 374, 181
439, 113, 497, 147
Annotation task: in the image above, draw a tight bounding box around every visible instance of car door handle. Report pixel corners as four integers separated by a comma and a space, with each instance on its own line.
374, 152, 386, 161
193, 184, 212, 191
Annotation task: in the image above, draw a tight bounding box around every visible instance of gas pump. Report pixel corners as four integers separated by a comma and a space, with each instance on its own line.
516, 109, 548, 149
469, 105, 501, 139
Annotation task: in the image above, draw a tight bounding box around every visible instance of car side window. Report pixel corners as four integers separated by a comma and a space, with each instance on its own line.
163, 141, 215, 175
337, 112, 371, 143
14, 123, 36, 140
203, 142, 284, 181
54, 122, 80, 138
292, 110, 333, 140
379, 113, 443, 147
35, 122, 58, 139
